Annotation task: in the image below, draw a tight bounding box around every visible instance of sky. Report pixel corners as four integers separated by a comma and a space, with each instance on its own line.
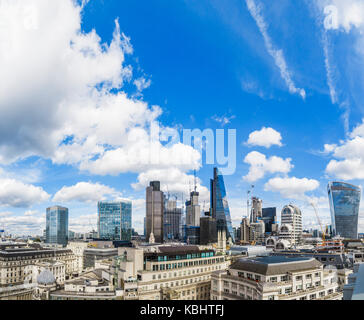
2, 0, 364, 236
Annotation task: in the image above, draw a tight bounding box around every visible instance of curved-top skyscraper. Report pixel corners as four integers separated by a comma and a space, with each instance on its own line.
210, 167, 235, 242
328, 182, 361, 239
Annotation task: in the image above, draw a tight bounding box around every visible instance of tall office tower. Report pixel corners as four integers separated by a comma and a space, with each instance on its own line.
200, 213, 217, 245
328, 182, 361, 239
144, 217, 146, 237
186, 191, 201, 227
250, 197, 263, 223
280, 204, 303, 245
261, 207, 277, 233
164, 199, 182, 240
146, 181, 164, 243
240, 218, 250, 243
249, 220, 265, 243
210, 167, 235, 242
46, 206, 69, 247
98, 201, 132, 241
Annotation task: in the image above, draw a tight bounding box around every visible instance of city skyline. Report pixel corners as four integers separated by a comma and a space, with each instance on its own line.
2, 0, 364, 237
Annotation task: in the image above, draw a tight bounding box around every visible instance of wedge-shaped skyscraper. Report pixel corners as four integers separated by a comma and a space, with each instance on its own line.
210, 167, 235, 242
328, 182, 361, 239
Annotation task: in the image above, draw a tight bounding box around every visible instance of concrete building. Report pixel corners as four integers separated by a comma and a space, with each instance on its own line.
67, 241, 89, 275
0, 243, 77, 287
250, 197, 262, 223
114, 244, 229, 300
211, 256, 342, 300
163, 199, 182, 241
83, 247, 118, 270
186, 191, 200, 227
50, 269, 119, 300
146, 181, 164, 244
280, 205, 303, 246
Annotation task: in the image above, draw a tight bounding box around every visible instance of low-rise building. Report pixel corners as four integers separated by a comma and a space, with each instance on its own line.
211, 256, 342, 300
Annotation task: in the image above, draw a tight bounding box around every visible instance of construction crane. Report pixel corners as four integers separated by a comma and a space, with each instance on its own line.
310, 201, 326, 243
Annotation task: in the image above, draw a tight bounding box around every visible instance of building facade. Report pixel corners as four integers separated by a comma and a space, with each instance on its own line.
250, 197, 262, 223
46, 206, 69, 247
280, 205, 302, 246
211, 256, 342, 300
210, 168, 235, 242
164, 200, 182, 241
146, 181, 164, 244
98, 201, 132, 241
261, 207, 277, 233
328, 182, 361, 239
115, 245, 229, 300
186, 191, 201, 227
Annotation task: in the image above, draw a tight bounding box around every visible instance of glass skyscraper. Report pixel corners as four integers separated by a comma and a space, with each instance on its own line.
328, 182, 361, 239
210, 167, 235, 242
46, 206, 69, 247
98, 201, 132, 241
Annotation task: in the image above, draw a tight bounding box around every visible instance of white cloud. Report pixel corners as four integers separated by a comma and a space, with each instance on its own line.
69, 213, 97, 233
246, 127, 283, 148
132, 168, 210, 203
325, 120, 364, 180
0, 0, 200, 181
0, 214, 45, 236
243, 151, 293, 182
264, 177, 320, 200
321, 0, 364, 32
0, 178, 49, 208
53, 182, 122, 203
245, 0, 306, 99
211, 114, 236, 126
134, 77, 151, 92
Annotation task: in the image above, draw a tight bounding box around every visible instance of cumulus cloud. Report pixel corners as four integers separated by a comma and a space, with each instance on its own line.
246, 127, 283, 148
53, 182, 122, 203
325, 120, 364, 180
243, 151, 293, 182
132, 168, 210, 202
0, 178, 50, 208
245, 0, 306, 99
264, 177, 320, 199
69, 213, 97, 233
0, 0, 200, 180
0, 214, 45, 236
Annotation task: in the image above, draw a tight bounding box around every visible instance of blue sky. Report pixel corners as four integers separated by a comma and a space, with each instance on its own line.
1, 0, 364, 235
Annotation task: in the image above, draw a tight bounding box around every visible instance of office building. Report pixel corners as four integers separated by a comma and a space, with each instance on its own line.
240, 218, 250, 244
46, 206, 69, 247
261, 207, 277, 233
279, 205, 302, 246
186, 191, 201, 227
98, 201, 132, 241
211, 256, 342, 300
146, 181, 164, 244
210, 168, 235, 242
250, 197, 262, 223
164, 199, 182, 240
114, 245, 229, 300
328, 182, 361, 239
200, 214, 217, 245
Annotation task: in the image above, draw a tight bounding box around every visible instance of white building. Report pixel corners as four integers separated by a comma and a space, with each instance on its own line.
279, 205, 303, 246
211, 256, 342, 300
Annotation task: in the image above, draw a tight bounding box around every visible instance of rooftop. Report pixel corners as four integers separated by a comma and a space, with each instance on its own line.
230, 256, 322, 276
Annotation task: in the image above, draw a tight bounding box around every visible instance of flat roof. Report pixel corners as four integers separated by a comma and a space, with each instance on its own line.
352, 264, 364, 300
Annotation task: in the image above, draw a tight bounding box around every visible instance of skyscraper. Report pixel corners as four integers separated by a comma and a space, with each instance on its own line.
328, 182, 361, 239
146, 181, 164, 243
186, 191, 200, 227
200, 213, 217, 245
46, 206, 69, 247
98, 201, 132, 241
261, 207, 277, 233
250, 197, 262, 223
210, 167, 235, 242
164, 199, 182, 240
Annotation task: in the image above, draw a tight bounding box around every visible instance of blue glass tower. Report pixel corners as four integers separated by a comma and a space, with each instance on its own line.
328, 182, 361, 239
46, 206, 68, 246
98, 201, 132, 241
210, 167, 235, 242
